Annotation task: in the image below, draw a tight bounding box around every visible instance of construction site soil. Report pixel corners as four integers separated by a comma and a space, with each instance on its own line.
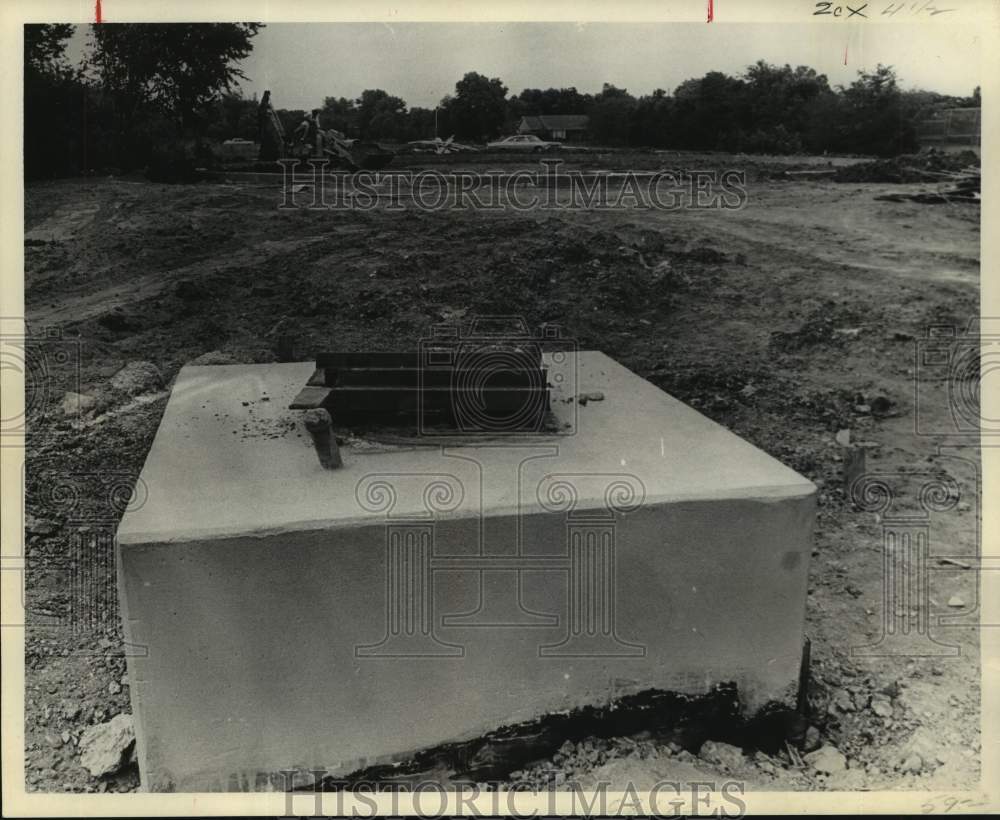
21, 150, 981, 793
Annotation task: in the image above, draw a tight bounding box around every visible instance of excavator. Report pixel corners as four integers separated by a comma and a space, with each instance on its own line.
258, 96, 395, 172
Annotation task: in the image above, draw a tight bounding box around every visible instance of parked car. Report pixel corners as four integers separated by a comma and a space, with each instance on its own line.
486, 134, 559, 152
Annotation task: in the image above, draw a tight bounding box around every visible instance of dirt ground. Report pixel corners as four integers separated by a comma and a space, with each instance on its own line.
21, 152, 982, 793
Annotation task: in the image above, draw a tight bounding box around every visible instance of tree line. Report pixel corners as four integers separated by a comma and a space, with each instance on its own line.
26, 23, 979, 179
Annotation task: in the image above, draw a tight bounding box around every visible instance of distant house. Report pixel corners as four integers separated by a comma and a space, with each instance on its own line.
517, 114, 590, 142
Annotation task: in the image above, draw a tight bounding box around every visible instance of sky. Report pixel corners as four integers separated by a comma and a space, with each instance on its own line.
67, 22, 981, 110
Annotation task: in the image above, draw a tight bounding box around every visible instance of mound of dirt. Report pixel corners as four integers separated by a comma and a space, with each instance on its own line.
833, 149, 980, 184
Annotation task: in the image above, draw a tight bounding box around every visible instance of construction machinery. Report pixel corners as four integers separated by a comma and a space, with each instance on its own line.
259, 97, 394, 171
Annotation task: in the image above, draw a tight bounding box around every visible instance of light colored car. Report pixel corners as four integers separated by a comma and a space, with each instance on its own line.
486, 134, 559, 151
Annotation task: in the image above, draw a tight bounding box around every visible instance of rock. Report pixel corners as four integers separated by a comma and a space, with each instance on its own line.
880, 681, 902, 698
833, 689, 856, 712
60, 391, 96, 418
62, 702, 80, 721
803, 725, 822, 752
870, 698, 893, 718
948, 594, 965, 607
45, 732, 63, 748
108, 681, 121, 695
835, 429, 851, 446
110, 361, 162, 397
698, 740, 745, 771
78, 714, 135, 778
250, 282, 276, 297
577, 391, 605, 406
187, 350, 238, 366
824, 768, 866, 790
61, 730, 71, 744
803, 745, 847, 775
756, 758, 776, 775
898, 729, 940, 772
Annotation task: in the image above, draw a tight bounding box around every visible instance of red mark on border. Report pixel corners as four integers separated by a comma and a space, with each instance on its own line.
95, 0, 102, 23
707, 0, 714, 22
843, 42, 848, 64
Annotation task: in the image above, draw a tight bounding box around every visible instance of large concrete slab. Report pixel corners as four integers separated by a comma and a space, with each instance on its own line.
117, 352, 815, 791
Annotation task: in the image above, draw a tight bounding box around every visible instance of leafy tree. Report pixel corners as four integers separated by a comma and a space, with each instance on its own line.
629, 89, 674, 148
321, 96, 358, 136
587, 84, 637, 145
24, 24, 88, 178
442, 72, 508, 140
87, 23, 263, 134
743, 62, 830, 136
405, 106, 437, 140
204, 91, 258, 141
356, 89, 408, 139
839, 64, 916, 156
25, 24, 75, 75
511, 86, 590, 117
673, 72, 748, 150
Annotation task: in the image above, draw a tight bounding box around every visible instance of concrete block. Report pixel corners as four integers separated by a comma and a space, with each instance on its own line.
117, 352, 815, 791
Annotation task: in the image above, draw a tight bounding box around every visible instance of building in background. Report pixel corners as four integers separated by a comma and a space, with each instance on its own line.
517, 114, 590, 141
